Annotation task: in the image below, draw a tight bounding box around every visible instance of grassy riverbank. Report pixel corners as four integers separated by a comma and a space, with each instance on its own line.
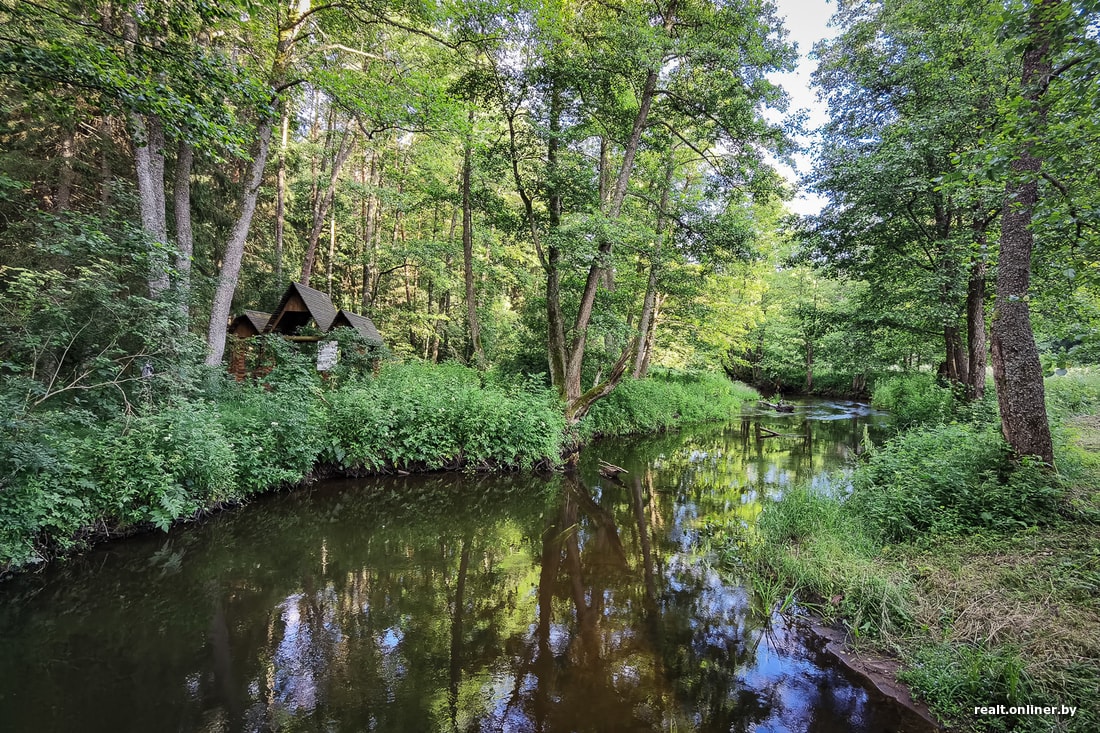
0, 358, 756, 576
717, 370, 1100, 732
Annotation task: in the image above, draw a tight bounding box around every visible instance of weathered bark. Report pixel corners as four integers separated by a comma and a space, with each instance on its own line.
205, 122, 275, 366
967, 231, 989, 400
98, 117, 113, 214
638, 294, 663, 379
131, 113, 170, 297
633, 153, 674, 378
361, 151, 381, 310
325, 209, 336, 297
173, 140, 194, 323
804, 340, 815, 393
274, 109, 290, 282
462, 129, 485, 368
990, 0, 1056, 464
945, 324, 968, 386
121, 12, 170, 297
300, 129, 355, 286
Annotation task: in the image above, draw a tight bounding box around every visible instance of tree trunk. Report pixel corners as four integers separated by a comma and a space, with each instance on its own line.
205, 120, 275, 366
275, 109, 290, 282
462, 127, 485, 368
326, 209, 336, 298
967, 238, 989, 400
361, 151, 381, 310
53, 127, 76, 212
301, 129, 354, 286
131, 113, 170, 298
804, 340, 814, 393
173, 140, 194, 324
990, 0, 1057, 464
633, 152, 675, 377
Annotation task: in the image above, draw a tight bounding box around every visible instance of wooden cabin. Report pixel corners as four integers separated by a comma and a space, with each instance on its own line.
227, 283, 385, 379
330, 309, 383, 345
263, 282, 338, 337
229, 309, 272, 338
227, 310, 271, 379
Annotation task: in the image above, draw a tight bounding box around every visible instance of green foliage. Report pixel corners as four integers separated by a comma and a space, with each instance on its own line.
898, 643, 1030, 732
1044, 369, 1100, 419
326, 362, 565, 471
577, 371, 758, 440
749, 485, 913, 637
849, 425, 1063, 542
871, 373, 957, 426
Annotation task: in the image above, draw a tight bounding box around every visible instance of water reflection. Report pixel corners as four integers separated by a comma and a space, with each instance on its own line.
0, 399, 929, 732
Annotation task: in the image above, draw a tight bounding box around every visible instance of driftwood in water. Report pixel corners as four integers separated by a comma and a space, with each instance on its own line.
598, 460, 628, 479
759, 400, 795, 413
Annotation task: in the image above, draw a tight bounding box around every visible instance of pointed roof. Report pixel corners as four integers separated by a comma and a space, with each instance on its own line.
230, 309, 271, 334
331, 309, 383, 344
264, 282, 338, 335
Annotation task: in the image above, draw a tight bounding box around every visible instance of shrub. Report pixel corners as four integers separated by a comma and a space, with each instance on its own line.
216, 386, 324, 495
871, 373, 956, 426
849, 424, 1063, 542
325, 362, 566, 470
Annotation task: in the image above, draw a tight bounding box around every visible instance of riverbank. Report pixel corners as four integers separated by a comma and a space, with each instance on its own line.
727, 370, 1100, 732
0, 361, 757, 577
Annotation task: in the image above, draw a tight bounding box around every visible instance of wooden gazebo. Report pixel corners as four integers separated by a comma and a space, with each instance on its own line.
331, 309, 383, 344
227, 283, 383, 379
263, 282, 338, 337
229, 309, 272, 338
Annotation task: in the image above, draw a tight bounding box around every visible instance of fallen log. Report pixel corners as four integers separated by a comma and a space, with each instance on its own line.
598, 460, 628, 479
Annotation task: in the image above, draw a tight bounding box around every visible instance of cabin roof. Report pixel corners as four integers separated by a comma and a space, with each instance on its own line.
264, 282, 338, 335
331, 309, 383, 344
240, 308, 270, 330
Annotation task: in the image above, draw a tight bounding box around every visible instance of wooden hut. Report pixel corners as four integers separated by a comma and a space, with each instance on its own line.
330, 309, 383, 344
263, 282, 338, 337
227, 310, 271, 379
228, 309, 272, 338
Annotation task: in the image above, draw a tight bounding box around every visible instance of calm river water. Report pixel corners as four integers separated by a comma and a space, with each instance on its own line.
0, 400, 934, 732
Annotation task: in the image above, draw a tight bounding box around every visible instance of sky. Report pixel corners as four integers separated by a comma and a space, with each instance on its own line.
766, 0, 839, 217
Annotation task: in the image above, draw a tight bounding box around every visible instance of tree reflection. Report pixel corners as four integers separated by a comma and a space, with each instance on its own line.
0, 402, 924, 733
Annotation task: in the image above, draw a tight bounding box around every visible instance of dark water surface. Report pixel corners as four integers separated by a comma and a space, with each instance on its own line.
0, 400, 933, 732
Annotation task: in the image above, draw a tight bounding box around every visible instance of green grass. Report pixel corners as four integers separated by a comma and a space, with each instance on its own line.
720, 368, 1100, 732
578, 370, 757, 440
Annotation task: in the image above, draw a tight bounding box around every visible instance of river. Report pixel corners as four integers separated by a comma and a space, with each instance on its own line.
0, 399, 934, 732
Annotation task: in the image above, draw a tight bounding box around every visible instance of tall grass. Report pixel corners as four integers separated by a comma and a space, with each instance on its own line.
579, 370, 757, 439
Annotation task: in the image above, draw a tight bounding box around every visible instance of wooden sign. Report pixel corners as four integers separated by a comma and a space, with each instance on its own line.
316, 341, 339, 371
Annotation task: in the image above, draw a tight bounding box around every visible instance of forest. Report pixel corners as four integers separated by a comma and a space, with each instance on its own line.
1, 0, 1099, 730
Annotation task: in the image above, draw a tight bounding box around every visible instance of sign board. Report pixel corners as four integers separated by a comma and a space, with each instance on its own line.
316, 341, 339, 371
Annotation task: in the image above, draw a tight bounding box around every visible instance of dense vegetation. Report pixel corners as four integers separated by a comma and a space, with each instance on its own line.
711, 371, 1100, 732
1, 0, 1099, 728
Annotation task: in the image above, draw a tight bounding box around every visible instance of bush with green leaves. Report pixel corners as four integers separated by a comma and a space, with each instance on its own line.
871, 373, 957, 426
0, 212, 200, 415
578, 370, 758, 439
849, 424, 1063, 542
325, 362, 566, 471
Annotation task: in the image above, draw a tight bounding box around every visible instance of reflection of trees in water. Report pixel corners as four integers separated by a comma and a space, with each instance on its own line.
0, 409, 905, 732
